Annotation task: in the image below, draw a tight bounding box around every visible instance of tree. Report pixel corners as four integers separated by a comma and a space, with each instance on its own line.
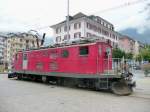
135, 54, 142, 62
141, 48, 150, 62
125, 52, 133, 59
112, 48, 125, 59
136, 47, 150, 62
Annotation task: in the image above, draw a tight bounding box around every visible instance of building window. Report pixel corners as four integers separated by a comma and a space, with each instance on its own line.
56, 28, 61, 34
74, 22, 81, 29
64, 26, 71, 32
87, 33, 92, 37
79, 46, 89, 56
109, 33, 112, 38
26, 40, 29, 43
112, 34, 115, 39
63, 34, 70, 41
20, 39, 22, 42
97, 19, 101, 24
56, 36, 61, 42
87, 23, 92, 29
98, 28, 101, 33
74, 32, 81, 38
115, 36, 118, 40
102, 30, 109, 36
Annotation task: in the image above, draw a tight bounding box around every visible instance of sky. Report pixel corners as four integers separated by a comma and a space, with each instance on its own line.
0, 0, 150, 40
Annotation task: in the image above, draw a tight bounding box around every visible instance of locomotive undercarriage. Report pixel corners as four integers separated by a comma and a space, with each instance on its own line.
9, 72, 135, 95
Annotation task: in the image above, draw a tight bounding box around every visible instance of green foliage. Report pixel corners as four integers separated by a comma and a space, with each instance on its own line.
112, 48, 133, 59
0, 65, 4, 72
112, 48, 125, 58
135, 54, 142, 62
136, 46, 150, 62
125, 52, 133, 59
140, 48, 150, 61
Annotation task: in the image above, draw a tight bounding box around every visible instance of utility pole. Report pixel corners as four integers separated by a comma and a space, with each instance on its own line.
67, 0, 70, 42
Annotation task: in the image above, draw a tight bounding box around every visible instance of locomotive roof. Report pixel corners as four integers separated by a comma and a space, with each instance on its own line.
17, 41, 111, 53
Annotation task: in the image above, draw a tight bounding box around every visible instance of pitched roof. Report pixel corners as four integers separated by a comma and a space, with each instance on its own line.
73, 12, 87, 19
51, 12, 87, 27
50, 12, 114, 29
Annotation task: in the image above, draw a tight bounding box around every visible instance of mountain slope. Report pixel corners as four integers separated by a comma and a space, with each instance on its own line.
119, 28, 150, 43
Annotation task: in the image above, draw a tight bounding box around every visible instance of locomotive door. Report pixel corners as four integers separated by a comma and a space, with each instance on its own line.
22, 53, 28, 70
97, 45, 102, 73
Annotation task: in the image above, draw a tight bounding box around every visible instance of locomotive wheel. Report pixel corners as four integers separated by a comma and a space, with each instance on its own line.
111, 82, 132, 95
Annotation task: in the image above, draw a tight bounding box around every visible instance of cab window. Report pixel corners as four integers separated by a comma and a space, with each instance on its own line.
23, 54, 27, 60
79, 46, 89, 56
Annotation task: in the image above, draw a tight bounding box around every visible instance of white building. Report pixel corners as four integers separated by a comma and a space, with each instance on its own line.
51, 12, 119, 47
0, 36, 6, 64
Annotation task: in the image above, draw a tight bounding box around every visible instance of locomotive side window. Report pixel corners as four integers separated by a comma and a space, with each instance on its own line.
79, 46, 89, 56
61, 50, 69, 58
105, 48, 111, 58
23, 54, 27, 60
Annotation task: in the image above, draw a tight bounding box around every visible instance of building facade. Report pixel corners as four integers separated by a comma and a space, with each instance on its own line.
0, 36, 6, 65
51, 12, 119, 48
119, 35, 144, 56
119, 36, 135, 53
4, 33, 39, 70
134, 40, 145, 55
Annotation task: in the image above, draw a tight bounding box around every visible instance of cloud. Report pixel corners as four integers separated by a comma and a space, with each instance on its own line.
117, 11, 150, 33
116, 1, 150, 33
0, 0, 150, 41
120, 28, 150, 43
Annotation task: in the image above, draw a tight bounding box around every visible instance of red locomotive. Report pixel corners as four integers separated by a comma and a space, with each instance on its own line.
9, 40, 135, 95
